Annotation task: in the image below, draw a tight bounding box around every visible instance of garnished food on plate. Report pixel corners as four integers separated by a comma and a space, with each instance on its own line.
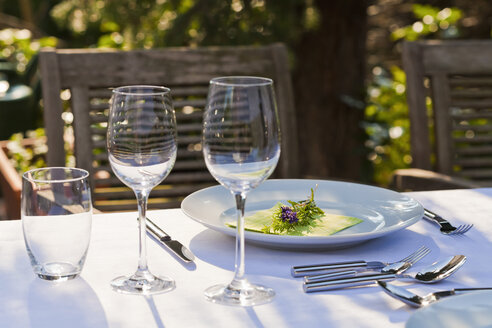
226, 187, 362, 236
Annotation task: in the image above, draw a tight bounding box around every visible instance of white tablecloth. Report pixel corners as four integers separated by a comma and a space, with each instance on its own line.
1, 188, 492, 328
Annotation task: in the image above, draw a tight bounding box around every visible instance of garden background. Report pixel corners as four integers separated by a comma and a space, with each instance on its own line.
1, 0, 491, 192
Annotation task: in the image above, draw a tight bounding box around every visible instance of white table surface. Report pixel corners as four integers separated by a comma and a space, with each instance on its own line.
1, 187, 492, 328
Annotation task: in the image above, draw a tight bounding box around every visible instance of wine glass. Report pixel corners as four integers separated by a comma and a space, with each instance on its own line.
107, 85, 177, 295
202, 76, 281, 306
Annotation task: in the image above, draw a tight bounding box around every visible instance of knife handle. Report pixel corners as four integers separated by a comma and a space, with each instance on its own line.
304, 270, 358, 283
291, 261, 368, 277
303, 273, 397, 293
423, 209, 449, 226
146, 217, 171, 241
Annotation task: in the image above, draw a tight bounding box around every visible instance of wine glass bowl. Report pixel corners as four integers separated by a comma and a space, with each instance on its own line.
107, 85, 177, 295
202, 76, 281, 306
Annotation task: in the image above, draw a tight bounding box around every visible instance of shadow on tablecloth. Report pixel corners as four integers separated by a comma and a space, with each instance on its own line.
27, 277, 108, 328
188, 227, 440, 279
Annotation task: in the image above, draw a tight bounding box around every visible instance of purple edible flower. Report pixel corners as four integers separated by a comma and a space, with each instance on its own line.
280, 206, 298, 224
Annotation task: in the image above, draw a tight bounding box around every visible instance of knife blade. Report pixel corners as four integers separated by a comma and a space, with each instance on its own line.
145, 217, 195, 263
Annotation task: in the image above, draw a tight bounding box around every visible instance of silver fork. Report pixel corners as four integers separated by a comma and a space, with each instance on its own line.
292, 245, 430, 278
424, 209, 473, 235
304, 246, 430, 282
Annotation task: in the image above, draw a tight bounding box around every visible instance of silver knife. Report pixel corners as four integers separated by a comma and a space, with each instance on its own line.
378, 281, 492, 307
146, 217, 195, 263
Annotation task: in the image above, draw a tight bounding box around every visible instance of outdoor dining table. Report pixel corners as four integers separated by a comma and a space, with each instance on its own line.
1, 187, 492, 327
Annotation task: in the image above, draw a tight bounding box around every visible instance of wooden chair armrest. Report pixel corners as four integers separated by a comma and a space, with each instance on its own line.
390, 168, 481, 191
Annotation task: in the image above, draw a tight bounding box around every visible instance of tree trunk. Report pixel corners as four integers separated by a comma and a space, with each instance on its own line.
293, 0, 369, 182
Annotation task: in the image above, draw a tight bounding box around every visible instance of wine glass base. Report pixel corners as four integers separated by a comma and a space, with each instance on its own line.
204, 282, 275, 306
111, 273, 175, 295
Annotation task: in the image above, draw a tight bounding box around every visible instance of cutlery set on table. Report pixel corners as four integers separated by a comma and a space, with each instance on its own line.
290, 210, 484, 309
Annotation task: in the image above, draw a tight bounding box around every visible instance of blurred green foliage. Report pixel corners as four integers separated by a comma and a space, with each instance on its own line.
6, 117, 75, 174
391, 4, 462, 41
0, 29, 63, 172
6, 128, 47, 174
0, 28, 56, 73
364, 4, 463, 186
49, 0, 310, 49
364, 66, 411, 185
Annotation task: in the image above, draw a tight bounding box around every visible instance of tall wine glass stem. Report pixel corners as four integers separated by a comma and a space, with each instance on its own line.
110, 186, 175, 295
204, 190, 275, 305
231, 192, 247, 286
136, 189, 150, 274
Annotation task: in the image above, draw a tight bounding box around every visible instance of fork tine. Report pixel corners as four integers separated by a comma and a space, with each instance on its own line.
407, 247, 430, 265
404, 246, 429, 264
400, 246, 424, 262
402, 246, 428, 262
455, 224, 470, 234
450, 224, 473, 235
400, 246, 428, 263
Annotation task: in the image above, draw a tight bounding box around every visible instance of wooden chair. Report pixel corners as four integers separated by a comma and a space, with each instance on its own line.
39, 44, 298, 211
392, 40, 492, 191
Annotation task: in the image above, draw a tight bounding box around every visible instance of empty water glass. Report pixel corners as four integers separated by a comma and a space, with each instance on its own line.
21, 167, 92, 281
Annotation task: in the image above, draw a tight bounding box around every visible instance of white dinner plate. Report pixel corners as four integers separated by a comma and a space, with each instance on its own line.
181, 179, 423, 250
406, 291, 492, 328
